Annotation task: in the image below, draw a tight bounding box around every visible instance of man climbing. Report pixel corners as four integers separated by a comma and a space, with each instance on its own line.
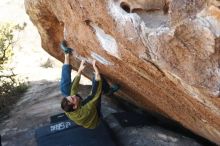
59, 41, 119, 129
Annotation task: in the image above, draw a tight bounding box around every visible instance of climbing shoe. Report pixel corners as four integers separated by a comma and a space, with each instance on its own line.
107, 84, 120, 96
60, 40, 73, 54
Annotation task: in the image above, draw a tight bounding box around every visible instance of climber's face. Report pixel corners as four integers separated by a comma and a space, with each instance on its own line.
66, 95, 80, 109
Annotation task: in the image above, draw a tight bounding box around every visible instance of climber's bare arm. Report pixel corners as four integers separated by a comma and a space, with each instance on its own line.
77, 60, 86, 76
93, 60, 101, 81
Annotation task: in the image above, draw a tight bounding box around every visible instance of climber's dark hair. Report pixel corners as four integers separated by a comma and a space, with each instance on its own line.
61, 97, 74, 112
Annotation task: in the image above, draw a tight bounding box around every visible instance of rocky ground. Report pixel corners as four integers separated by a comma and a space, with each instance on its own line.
0, 0, 216, 146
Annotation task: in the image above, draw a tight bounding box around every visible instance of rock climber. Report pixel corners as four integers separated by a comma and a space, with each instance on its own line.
59, 40, 119, 129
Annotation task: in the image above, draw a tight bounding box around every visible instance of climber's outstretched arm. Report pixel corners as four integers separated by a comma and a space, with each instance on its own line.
70, 60, 86, 95
93, 60, 101, 81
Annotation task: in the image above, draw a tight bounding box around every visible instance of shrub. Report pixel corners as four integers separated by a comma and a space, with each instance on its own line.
40, 58, 54, 68
0, 23, 28, 114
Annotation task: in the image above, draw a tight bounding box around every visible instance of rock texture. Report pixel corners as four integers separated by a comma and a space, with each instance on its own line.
25, 0, 220, 144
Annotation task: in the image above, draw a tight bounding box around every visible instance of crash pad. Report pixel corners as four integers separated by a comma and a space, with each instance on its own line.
35, 116, 116, 146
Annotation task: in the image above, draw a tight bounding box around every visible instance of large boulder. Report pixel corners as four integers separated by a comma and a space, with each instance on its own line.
25, 0, 220, 144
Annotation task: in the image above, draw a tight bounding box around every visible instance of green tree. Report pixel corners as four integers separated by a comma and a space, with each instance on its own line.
0, 23, 27, 113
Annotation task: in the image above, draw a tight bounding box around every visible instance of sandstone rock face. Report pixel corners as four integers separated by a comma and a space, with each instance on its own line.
25, 0, 220, 144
